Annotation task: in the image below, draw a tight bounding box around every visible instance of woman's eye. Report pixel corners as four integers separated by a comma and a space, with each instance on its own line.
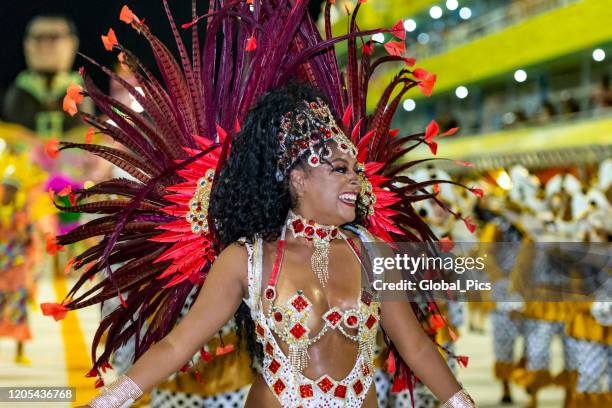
333, 166, 347, 173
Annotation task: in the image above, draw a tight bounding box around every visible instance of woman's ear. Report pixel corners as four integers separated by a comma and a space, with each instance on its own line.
290, 168, 306, 200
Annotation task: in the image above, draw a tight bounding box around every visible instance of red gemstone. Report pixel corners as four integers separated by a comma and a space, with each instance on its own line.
346, 315, 358, 327
289, 323, 307, 339
362, 363, 371, 377
268, 359, 280, 374
334, 384, 347, 398
256, 323, 265, 337
365, 314, 377, 329
265, 287, 276, 300
331, 229, 338, 237
340, 143, 347, 149
274, 311, 283, 322
316, 228, 328, 238
317, 376, 334, 393
291, 295, 309, 312
300, 384, 314, 398
304, 226, 315, 236
273, 379, 286, 395
310, 156, 319, 164
325, 311, 342, 327
292, 219, 304, 233
265, 342, 274, 355
361, 292, 372, 306
353, 379, 364, 395
331, 126, 338, 133
324, 130, 332, 138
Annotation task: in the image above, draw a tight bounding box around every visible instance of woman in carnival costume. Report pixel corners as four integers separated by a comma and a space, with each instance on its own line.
0, 148, 47, 364
562, 160, 611, 408
507, 169, 582, 408
41, 1, 479, 407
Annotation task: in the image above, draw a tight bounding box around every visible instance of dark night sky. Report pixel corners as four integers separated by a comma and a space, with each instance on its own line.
0, 0, 324, 92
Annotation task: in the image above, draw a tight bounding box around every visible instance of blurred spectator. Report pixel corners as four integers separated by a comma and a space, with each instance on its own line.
502, 109, 529, 129
591, 73, 612, 112
1, 14, 92, 136
535, 99, 556, 124
437, 112, 460, 132
559, 90, 580, 117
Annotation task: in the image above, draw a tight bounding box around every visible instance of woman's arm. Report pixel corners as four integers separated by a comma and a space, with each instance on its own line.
83, 243, 248, 407
380, 300, 469, 404
363, 230, 473, 406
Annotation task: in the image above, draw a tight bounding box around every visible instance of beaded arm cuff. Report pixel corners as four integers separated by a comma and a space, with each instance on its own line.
89, 375, 143, 408
440, 389, 476, 408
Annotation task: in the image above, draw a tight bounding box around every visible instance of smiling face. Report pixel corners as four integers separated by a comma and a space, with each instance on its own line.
289, 144, 362, 226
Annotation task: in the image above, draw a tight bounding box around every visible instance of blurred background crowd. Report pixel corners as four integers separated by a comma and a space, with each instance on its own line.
0, 0, 609, 407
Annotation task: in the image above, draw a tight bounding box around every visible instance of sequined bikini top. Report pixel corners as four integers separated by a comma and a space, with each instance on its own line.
260, 224, 380, 374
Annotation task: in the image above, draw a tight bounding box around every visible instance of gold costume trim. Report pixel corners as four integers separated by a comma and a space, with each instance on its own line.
512, 368, 553, 391
564, 302, 612, 344
493, 361, 517, 381
567, 391, 612, 408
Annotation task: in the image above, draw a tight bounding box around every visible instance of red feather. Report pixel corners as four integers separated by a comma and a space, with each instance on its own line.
383, 40, 406, 57
390, 20, 406, 40
40, 303, 68, 321
342, 105, 352, 129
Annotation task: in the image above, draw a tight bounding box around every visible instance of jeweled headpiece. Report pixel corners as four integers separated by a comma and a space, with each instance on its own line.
276, 98, 357, 181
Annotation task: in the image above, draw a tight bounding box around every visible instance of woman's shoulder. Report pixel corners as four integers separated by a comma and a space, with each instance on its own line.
341, 223, 383, 243
218, 237, 255, 256
215, 240, 250, 270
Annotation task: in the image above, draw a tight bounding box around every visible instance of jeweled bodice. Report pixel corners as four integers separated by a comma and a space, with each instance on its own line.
243, 226, 381, 407
266, 288, 380, 351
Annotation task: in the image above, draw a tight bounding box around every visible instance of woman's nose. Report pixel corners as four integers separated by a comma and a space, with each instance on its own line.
347, 170, 360, 184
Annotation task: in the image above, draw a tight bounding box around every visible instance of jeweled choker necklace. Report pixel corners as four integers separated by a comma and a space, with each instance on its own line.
286, 211, 342, 287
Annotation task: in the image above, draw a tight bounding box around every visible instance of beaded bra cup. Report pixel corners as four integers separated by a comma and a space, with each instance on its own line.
244, 224, 381, 407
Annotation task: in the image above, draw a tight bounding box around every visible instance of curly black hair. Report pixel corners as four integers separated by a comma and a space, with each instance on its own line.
209, 82, 367, 366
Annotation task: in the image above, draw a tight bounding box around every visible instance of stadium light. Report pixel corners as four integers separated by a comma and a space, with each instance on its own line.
403, 99, 416, 111
417, 33, 430, 44
455, 86, 468, 99
446, 0, 459, 11
459, 7, 472, 19
430, 6, 443, 19
404, 19, 417, 32
496, 171, 513, 190
593, 48, 606, 62
372, 33, 385, 43
514, 69, 527, 82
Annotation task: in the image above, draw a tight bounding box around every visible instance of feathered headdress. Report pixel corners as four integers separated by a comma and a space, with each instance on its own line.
41, 0, 476, 397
